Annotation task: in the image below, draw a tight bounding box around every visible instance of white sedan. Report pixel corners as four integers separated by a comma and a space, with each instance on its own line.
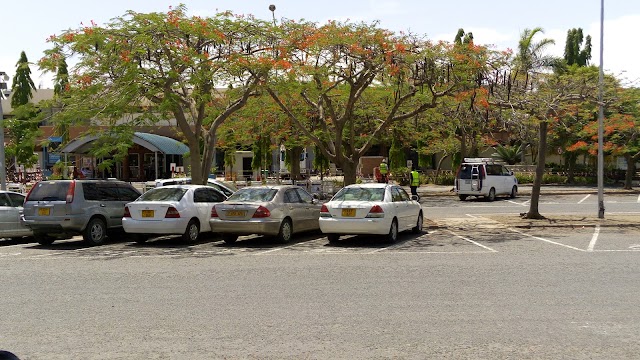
123, 185, 227, 243
319, 183, 423, 243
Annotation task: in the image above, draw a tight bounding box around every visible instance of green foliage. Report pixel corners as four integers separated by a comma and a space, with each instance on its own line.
492, 144, 523, 165
389, 138, 406, 173
563, 28, 592, 67
11, 51, 36, 108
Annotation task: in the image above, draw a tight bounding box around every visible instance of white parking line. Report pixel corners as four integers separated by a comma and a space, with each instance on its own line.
445, 230, 497, 252
587, 225, 600, 252
508, 228, 586, 252
505, 200, 527, 206
637, 194, 640, 203
253, 244, 297, 255
578, 194, 591, 204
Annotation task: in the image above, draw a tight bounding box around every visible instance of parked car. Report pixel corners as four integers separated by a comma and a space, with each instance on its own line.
123, 185, 227, 243
319, 183, 423, 243
22, 179, 141, 245
454, 158, 518, 201
0, 190, 32, 241
154, 177, 237, 198
210, 185, 322, 244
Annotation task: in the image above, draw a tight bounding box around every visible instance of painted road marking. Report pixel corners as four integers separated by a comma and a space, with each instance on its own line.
587, 225, 600, 252
446, 229, 497, 252
508, 228, 586, 252
578, 194, 591, 204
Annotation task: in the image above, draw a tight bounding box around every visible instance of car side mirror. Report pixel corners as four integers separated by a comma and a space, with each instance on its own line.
510, 171, 514, 175
411, 195, 419, 201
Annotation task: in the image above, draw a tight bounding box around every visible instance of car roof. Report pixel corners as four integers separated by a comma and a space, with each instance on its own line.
343, 183, 389, 189
237, 185, 301, 190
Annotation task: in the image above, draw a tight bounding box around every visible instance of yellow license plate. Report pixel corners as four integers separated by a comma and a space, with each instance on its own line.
342, 208, 356, 217
141, 210, 154, 218
38, 208, 50, 216
227, 210, 246, 217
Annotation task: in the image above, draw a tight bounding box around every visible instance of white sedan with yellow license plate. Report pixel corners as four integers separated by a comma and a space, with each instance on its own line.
209, 185, 322, 244
319, 183, 423, 243
123, 185, 226, 243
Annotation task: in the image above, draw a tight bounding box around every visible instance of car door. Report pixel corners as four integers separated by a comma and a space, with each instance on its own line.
283, 188, 307, 232
294, 187, 321, 231
193, 188, 226, 232
390, 186, 411, 230
0, 192, 30, 238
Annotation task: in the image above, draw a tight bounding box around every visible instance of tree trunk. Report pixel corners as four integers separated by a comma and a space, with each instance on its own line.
624, 154, 636, 190
525, 121, 547, 219
342, 160, 358, 186
566, 152, 577, 184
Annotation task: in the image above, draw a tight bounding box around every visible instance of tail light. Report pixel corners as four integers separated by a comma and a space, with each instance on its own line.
252, 205, 271, 218
210, 205, 219, 218
365, 205, 384, 218
66, 181, 76, 203
24, 181, 40, 202
123, 207, 131, 218
165, 206, 180, 218
320, 204, 332, 218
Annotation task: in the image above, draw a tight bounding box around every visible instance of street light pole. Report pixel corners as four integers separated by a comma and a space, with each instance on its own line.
0, 71, 9, 191
597, 0, 605, 218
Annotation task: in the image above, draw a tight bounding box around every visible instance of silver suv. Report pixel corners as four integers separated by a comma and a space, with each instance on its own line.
23, 180, 141, 245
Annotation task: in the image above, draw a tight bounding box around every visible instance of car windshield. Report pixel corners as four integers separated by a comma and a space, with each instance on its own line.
227, 188, 277, 202
332, 187, 385, 202
26, 181, 70, 201
138, 188, 188, 201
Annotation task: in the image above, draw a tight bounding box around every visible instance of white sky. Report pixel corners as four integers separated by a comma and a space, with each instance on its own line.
1, 0, 638, 89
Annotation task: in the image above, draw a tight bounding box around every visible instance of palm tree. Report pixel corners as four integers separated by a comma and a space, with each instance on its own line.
492, 144, 523, 165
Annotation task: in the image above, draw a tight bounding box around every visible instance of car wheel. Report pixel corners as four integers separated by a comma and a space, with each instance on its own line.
386, 218, 398, 243
83, 218, 107, 245
412, 212, 423, 234
35, 234, 55, 246
327, 234, 340, 244
182, 219, 200, 243
458, 194, 468, 201
510, 185, 517, 199
486, 188, 496, 202
131, 234, 149, 244
277, 218, 293, 243
222, 234, 238, 244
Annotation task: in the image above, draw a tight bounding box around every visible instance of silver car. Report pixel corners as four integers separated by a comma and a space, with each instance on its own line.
0, 191, 32, 241
210, 185, 321, 244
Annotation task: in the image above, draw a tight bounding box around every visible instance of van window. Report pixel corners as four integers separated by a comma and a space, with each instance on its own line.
486, 164, 502, 176
83, 183, 120, 201
26, 182, 70, 201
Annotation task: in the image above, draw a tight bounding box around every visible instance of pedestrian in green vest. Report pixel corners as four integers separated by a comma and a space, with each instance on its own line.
410, 168, 420, 197
379, 159, 388, 183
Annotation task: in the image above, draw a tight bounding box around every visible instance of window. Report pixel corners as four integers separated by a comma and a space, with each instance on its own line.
83, 183, 119, 201
0, 194, 10, 206
486, 164, 502, 176
395, 187, 411, 201
7, 193, 25, 207
194, 188, 224, 203
391, 187, 404, 202
117, 185, 142, 201
295, 188, 314, 204
284, 189, 302, 203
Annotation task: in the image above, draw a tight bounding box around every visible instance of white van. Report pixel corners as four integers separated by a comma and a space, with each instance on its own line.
454, 158, 518, 201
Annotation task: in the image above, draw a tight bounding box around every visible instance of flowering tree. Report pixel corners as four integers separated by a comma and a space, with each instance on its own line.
39, 5, 274, 183
263, 20, 487, 185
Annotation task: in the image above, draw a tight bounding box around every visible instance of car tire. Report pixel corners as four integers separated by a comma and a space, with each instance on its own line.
277, 218, 293, 243
327, 234, 340, 244
35, 234, 55, 246
486, 188, 496, 202
182, 219, 200, 243
386, 218, 398, 243
131, 234, 149, 244
83, 217, 107, 245
412, 211, 423, 234
458, 195, 468, 201
510, 185, 517, 199
222, 234, 238, 244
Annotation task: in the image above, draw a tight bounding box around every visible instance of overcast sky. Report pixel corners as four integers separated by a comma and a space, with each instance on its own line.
1, 0, 638, 89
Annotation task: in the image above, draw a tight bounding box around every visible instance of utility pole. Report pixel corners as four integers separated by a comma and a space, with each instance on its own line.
0, 71, 9, 191
597, 0, 605, 218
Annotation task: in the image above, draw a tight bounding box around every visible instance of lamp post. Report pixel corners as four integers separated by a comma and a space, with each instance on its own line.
0, 71, 9, 191
597, 0, 605, 218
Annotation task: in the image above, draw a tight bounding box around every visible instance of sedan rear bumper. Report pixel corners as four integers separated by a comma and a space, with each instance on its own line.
319, 217, 391, 235
122, 218, 189, 235
209, 219, 281, 236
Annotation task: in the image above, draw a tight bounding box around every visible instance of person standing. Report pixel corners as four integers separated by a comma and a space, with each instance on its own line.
379, 158, 389, 183
410, 168, 420, 197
